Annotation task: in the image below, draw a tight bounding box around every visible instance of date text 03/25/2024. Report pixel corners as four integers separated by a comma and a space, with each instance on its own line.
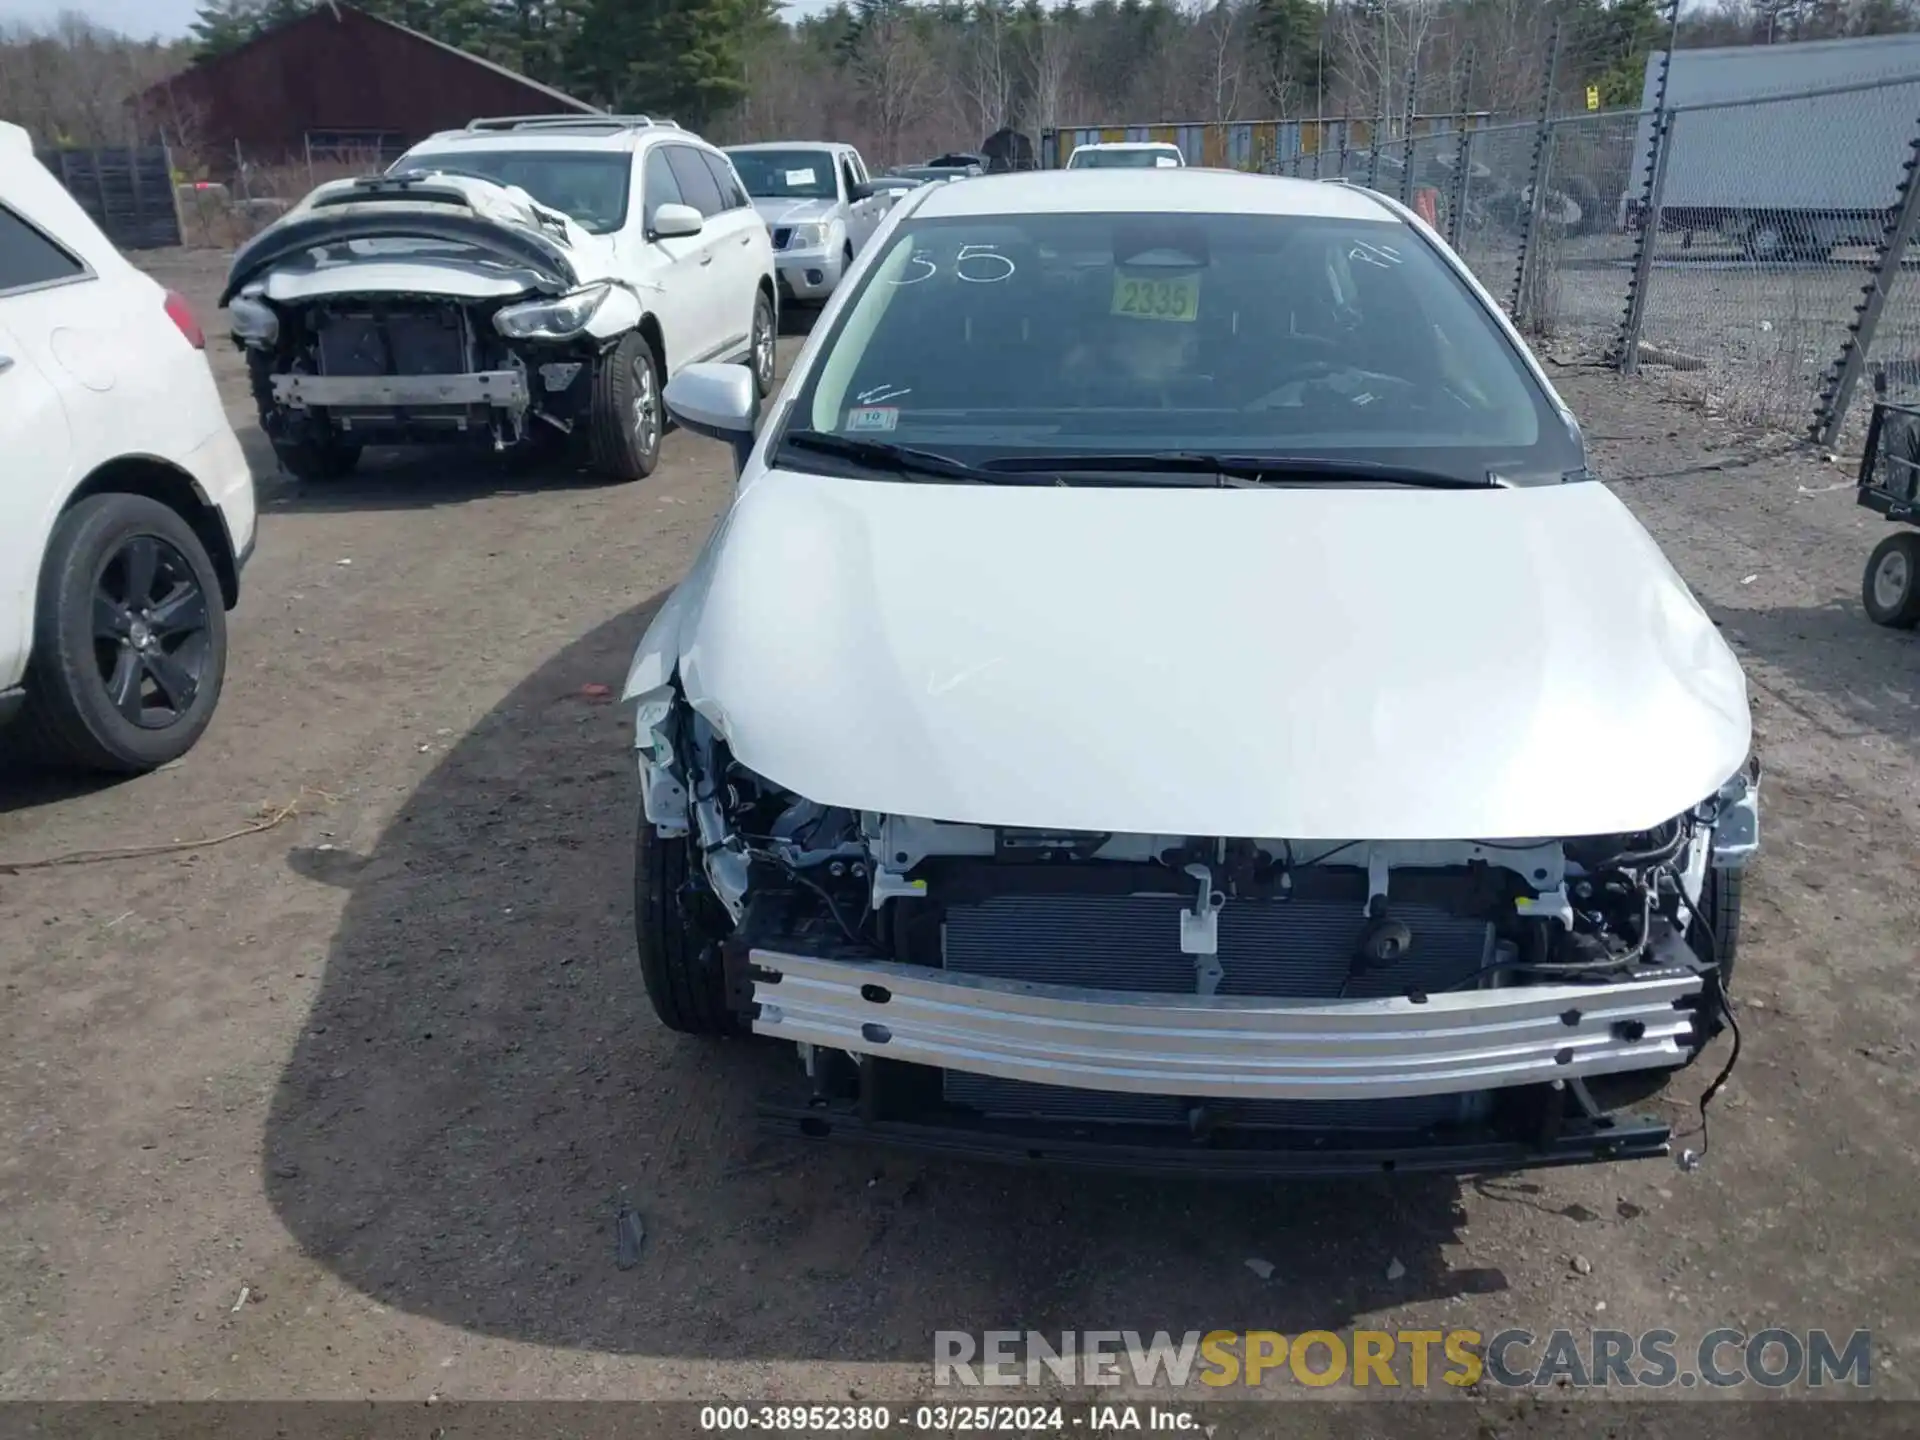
698, 1404, 1201, 1431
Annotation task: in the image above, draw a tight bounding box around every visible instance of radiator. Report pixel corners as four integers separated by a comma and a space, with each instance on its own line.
940, 892, 1495, 1130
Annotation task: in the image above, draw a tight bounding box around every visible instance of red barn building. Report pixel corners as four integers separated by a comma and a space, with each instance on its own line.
135, 3, 600, 171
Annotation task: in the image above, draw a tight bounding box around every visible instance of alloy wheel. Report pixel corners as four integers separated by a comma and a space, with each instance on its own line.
753, 302, 775, 391
632, 352, 660, 458
91, 534, 211, 729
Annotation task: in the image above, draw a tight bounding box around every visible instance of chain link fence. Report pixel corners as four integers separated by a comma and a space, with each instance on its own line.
1258, 68, 1920, 451
1616, 76, 1920, 443
1519, 109, 1644, 355
170, 141, 390, 249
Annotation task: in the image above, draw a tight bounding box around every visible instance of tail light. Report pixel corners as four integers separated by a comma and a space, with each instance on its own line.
163, 290, 206, 350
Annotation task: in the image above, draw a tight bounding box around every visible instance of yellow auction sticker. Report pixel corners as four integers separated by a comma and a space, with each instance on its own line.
1111, 269, 1200, 323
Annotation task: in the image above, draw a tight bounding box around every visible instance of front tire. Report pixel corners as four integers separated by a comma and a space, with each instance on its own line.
1690, 866, 1744, 987
1863, 532, 1920, 628
248, 352, 360, 480
19, 493, 228, 774
587, 331, 662, 481
634, 811, 742, 1036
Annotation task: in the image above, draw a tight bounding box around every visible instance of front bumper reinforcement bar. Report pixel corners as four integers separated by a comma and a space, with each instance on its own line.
749, 951, 1703, 1101
271, 371, 530, 409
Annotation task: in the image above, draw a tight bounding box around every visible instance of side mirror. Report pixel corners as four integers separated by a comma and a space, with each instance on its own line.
664, 361, 758, 474
850, 182, 874, 201
652, 202, 703, 239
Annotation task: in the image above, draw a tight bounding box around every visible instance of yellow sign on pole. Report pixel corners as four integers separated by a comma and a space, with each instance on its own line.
1586, 84, 1601, 111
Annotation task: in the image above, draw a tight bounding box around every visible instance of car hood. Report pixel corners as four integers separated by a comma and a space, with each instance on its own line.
752, 196, 837, 227
222, 171, 617, 305
633, 471, 1751, 841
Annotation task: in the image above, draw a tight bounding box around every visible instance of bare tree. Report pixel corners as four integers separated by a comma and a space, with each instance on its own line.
0, 15, 188, 148
1022, 16, 1079, 136
850, 14, 937, 165
1329, 0, 1441, 123
957, 3, 1014, 140
1192, 0, 1247, 122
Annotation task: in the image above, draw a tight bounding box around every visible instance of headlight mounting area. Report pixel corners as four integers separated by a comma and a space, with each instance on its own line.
493, 281, 613, 340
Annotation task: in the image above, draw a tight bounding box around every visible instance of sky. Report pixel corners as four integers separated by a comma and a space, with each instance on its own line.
0, 0, 201, 38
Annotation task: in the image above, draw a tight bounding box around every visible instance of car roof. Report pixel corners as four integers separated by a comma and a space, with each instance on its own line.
909, 168, 1397, 222
726, 141, 849, 153
412, 119, 706, 154
1074, 141, 1182, 150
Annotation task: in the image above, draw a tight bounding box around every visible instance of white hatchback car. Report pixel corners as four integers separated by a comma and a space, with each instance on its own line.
1, 123, 256, 773
627, 168, 1759, 1179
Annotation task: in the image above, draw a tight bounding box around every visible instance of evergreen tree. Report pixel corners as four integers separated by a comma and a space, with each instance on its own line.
188, 0, 311, 59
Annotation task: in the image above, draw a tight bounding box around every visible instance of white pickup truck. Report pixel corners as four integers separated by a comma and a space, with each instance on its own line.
724, 142, 892, 302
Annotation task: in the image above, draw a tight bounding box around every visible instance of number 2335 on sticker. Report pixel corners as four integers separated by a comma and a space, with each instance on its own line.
846, 405, 899, 432
1112, 270, 1200, 322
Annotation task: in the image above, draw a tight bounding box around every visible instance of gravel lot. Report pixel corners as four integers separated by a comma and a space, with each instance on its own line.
2, 247, 1918, 1406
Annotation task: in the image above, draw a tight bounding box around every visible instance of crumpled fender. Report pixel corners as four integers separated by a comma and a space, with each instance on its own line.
585, 283, 646, 341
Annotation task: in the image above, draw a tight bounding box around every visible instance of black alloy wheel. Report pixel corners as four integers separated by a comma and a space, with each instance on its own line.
92, 533, 213, 728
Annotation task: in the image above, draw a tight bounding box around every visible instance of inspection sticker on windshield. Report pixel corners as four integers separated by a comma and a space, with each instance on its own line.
1112, 270, 1200, 323
784, 169, 817, 186
846, 405, 899, 433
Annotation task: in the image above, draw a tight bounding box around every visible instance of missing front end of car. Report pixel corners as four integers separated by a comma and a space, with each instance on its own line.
633, 686, 1751, 1176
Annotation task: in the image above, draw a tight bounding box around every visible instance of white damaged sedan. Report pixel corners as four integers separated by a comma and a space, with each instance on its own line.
623, 167, 1759, 1178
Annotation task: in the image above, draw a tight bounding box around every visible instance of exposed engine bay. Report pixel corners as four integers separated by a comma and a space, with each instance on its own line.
221, 172, 650, 480
235, 282, 598, 455
634, 686, 1761, 1177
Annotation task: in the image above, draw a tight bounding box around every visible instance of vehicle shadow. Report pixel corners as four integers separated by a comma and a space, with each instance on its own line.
262, 608, 1498, 1364
779, 301, 821, 339
1707, 595, 1920, 760
0, 756, 130, 816
258, 442, 641, 516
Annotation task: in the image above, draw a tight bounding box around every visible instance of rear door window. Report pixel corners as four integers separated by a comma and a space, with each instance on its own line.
700, 150, 750, 212
643, 147, 683, 230
664, 146, 725, 219
0, 204, 86, 296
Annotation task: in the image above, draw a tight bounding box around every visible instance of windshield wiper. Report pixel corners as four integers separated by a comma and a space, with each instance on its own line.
777, 431, 1046, 484
979, 453, 1508, 489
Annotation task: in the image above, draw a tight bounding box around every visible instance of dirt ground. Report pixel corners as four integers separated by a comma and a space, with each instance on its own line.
2, 247, 1918, 1405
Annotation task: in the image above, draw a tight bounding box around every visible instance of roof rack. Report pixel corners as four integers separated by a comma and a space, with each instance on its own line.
463, 114, 680, 133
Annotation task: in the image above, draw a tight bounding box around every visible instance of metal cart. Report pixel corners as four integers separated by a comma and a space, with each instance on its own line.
1857, 381, 1920, 628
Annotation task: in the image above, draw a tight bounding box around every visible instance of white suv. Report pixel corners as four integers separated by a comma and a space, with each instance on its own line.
0, 122, 256, 773
223, 115, 777, 482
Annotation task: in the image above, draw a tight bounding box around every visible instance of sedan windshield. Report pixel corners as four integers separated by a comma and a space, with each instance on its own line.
728, 149, 838, 201
783, 209, 1580, 484
1072, 149, 1180, 169
392, 150, 630, 234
